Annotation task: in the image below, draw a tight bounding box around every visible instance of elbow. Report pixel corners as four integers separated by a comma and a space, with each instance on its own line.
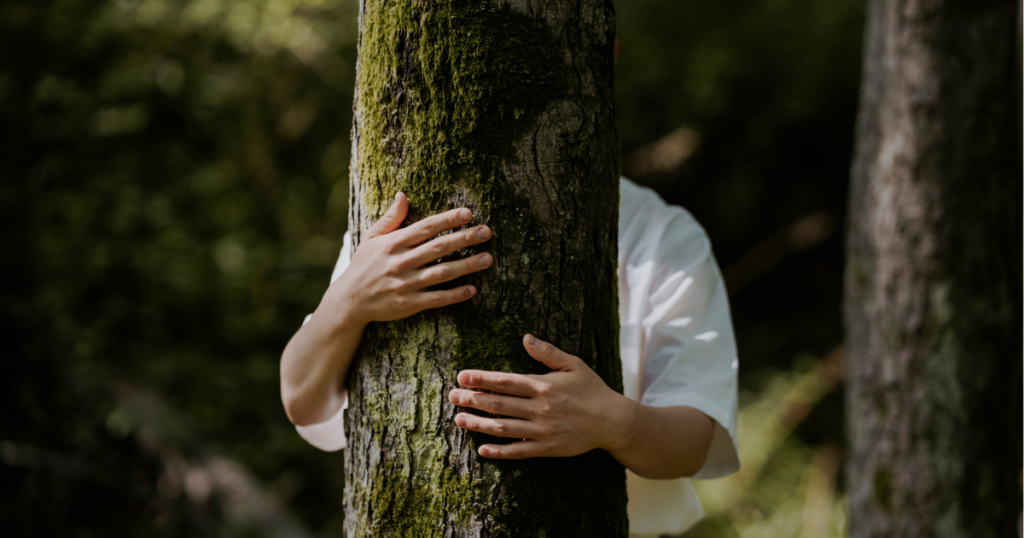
677, 460, 706, 479
280, 382, 317, 427
669, 443, 713, 479
279, 339, 347, 427
630, 439, 713, 480
281, 390, 308, 427
283, 398, 324, 428
280, 354, 319, 427
289, 413, 318, 428
284, 406, 306, 427
281, 383, 341, 427
678, 444, 712, 478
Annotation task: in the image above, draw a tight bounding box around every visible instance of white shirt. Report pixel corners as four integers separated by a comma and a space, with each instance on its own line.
296, 177, 740, 535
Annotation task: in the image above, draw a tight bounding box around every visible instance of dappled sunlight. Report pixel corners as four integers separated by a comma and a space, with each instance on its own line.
686, 349, 846, 538
694, 331, 719, 342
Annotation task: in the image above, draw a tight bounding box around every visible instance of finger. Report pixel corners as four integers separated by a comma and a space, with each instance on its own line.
417, 253, 493, 287
478, 441, 545, 460
363, 192, 408, 240
394, 207, 473, 246
456, 370, 539, 397
414, 285, 477, 311
448, 389, 531, 418
405, 225, 492, 267
454, 413, 536, 439
523, 334, 579, 371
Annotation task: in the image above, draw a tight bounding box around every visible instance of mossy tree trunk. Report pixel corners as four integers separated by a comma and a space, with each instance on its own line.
844, 0, 1022, 536
343, 0, 626, 535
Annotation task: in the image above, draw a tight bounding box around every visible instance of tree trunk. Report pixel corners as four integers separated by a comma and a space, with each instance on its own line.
844, 1, 1022, 537
343, 0, 626, 535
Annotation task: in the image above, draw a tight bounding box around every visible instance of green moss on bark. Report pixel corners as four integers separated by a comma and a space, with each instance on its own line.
355, 0, 563, 218
345, 0, 626, 535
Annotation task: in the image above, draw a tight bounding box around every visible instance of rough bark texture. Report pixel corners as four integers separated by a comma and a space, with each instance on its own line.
343, 0, 627, 535
844, 0, 1022, 537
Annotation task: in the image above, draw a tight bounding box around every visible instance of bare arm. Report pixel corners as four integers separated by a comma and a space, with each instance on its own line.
283, 198, 714, 478
449, 335, 715, 479
607, 398, 714, 479
280, 301, 366, 426
280, 193, 494, 426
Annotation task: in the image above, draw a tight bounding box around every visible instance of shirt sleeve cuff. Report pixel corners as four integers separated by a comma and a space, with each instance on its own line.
641, 392, 740, 480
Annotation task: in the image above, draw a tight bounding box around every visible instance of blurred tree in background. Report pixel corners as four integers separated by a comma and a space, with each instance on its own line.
845, 0, 1021, 535
0, 0, 864, 536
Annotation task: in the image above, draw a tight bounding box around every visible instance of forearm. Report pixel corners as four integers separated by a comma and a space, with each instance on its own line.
279, 199, 492, 428
606, 399, 715, 480
280, 301, 365, 426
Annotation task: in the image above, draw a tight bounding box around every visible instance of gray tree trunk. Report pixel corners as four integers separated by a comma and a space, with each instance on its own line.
845, 0, 1022, 537
343, 0, 627, 535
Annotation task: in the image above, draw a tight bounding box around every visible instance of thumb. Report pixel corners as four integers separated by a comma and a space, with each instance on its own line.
364, 192, 408, 240
523, 334, 577, 371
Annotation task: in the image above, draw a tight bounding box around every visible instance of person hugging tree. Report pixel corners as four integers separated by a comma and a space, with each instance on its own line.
280, 176, 740, 536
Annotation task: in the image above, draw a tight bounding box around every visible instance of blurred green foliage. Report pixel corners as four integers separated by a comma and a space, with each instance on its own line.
1, 0, 863, 535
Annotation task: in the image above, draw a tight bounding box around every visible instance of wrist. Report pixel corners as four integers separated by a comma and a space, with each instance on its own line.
600, 392, 639, 455
317, 281, 368, 333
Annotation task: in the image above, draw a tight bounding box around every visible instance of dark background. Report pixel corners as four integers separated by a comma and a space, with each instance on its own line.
1, 0, 863, 535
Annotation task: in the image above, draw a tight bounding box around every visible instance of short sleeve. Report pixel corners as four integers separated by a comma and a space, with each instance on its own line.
329, 231, 354, 285
621, 180, 740, 480
301, 232, 352, 328
296, 231, 352, 451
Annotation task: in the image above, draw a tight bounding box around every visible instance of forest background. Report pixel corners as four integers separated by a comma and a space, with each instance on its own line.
2, 0, 865, 536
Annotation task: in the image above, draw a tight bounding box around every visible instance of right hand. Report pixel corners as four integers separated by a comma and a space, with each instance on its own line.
323, 192, 493, 326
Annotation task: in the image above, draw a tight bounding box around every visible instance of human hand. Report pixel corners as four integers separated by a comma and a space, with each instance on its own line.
323, 192, 494, 326
448, 334, 634, 459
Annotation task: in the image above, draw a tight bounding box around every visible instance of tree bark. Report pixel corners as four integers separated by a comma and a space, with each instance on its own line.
845, 1, 1022, 537
343, 0, 626, 535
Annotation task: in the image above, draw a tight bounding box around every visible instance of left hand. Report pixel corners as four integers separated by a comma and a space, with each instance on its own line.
448, 334, 633, 459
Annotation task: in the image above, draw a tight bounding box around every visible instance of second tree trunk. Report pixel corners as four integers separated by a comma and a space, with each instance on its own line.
845, 0, 1022, 536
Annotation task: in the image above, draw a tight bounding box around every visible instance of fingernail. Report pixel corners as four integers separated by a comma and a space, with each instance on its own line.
479, 446, 490, 456
479, 254, 492, 267
458, 209, 472, 222
478, 226, 491, 240
464, 286, 476, 297
526, 334, 536, 346
456, 415, 467, 427
448, 391, 459, 404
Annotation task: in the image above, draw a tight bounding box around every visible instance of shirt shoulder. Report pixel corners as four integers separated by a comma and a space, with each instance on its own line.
617, 178, 739, 482
618, 177, 711, 273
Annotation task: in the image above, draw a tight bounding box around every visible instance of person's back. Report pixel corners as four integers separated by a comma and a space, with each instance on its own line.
280, 177, 739, 535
